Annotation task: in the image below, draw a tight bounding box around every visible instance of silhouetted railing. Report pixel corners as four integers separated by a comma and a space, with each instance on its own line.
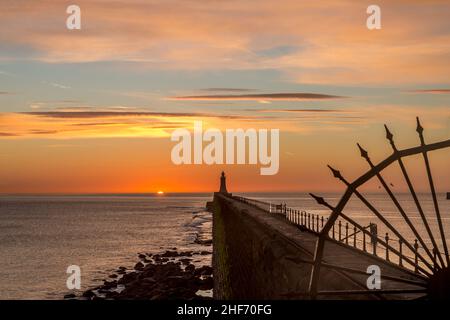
232, 195, 328, 234
230, 194, 438, 274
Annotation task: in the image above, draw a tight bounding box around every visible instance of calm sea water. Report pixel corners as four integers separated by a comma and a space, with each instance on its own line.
0, 194, 212, 300
0, 192, 448, 299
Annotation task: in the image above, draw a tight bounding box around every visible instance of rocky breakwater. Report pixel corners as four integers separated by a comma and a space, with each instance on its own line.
71, 249, 213, 300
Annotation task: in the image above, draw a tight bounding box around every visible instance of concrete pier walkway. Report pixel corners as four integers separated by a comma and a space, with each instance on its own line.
212, 194, 427, 300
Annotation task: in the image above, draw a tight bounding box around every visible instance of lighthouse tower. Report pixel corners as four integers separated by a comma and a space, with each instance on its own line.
219, 171, 228, 194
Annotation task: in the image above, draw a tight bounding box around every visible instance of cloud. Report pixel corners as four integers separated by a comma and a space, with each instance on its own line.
1, 1, 450, 84
249, 108, 347, 113
24, 111, 244, 119
46, 82, 71, 89
199, 88, 256, 93
0, 91, 12, 95
407, 89, 450, 94
0, 132, 19, 137
170, 93, 345, 101
1, 102, 448, 140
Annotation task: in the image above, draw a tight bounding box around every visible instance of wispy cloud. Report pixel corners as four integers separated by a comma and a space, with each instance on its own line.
170, 93, 345, 101
407, 89, 450, 94
0, 132, 19, 137
47, 82, 71, 89
248, 108, 347, 113
199, 88, 257, 93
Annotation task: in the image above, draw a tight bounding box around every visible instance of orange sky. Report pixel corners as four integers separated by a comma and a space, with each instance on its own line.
0, 0, 449, 193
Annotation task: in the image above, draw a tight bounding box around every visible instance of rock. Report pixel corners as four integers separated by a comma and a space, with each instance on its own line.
200, 251, 211, 255
103, 280, 117, 289
118, 272, 137, 284
109, 274, 118, 279
64, 293, 76, 299
160, 250, 179, 258
180, 258, 192, 265
134, 262, 144, 271
197, 276, 213, 290
185, 264, 195, 273
194, 266, 213, 276
82, 290, 96, 298
142, 277, 157, 285
138, 253, 146, 259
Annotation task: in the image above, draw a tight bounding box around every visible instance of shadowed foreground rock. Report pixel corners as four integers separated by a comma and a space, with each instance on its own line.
73, 250, 213, 300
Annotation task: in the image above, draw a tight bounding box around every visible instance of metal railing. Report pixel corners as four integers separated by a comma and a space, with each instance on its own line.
231, 194, 440, 275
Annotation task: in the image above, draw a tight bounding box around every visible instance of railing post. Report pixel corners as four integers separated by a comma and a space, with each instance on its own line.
363, 230, 366, 252
311, 214, 315, 231
370, 223, 378, 256
353, 226, 357, 248
338, 220, 342, 241
385, 233, 390, 261
332, 222, 335, 239
316, 215, 319, 232
399, 239, 403, 266
345, 223, 349, 245
321, 216, 324, 229
414, 239, 419, 273
308, 213, 311, 229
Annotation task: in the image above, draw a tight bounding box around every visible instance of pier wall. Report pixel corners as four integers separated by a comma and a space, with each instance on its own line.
211, 193, 314, 299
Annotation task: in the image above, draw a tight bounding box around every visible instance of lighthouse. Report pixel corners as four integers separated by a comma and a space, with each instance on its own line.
219, 171, 228, 194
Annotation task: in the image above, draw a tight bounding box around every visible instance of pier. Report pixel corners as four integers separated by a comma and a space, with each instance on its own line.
207, 119, 450, 300
209, 190, 426, 300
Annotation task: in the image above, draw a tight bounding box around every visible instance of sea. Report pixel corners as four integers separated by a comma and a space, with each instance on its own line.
0, 192, 448, 299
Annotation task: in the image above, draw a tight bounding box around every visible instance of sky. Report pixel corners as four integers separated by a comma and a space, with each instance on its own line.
0, 0, 449, 194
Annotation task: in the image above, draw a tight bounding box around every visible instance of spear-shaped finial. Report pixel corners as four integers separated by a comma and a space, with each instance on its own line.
357, 143, 374, 167
357, 143, 369, 159
384, 124, 393, 141
416, 117, 425, 145
327, 165, 342, 180
416, 116, 423, 134
309, 193, 333, 210
309, 193, 326, 205
384, 124, 397, 151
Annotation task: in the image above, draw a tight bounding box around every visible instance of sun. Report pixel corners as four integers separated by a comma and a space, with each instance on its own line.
157, 191, 164, 195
